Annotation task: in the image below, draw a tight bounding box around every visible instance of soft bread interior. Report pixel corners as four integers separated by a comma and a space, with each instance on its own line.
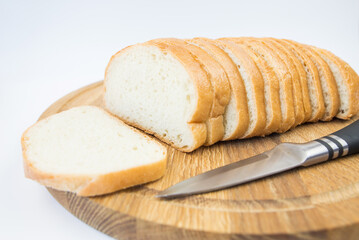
23, 106, 166, 176
105, 44, 198, 149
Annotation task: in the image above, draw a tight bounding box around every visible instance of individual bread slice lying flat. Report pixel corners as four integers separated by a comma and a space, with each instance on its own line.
22, 106, 167, 197
105, 41, 211, 152
309, 46, 359, 119
188, 37, 249, 141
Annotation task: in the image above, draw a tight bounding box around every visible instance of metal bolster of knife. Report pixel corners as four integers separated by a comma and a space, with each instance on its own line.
301, 134, 349, 167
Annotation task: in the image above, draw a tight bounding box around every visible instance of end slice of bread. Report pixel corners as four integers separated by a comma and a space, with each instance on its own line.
22, 106, 167, 196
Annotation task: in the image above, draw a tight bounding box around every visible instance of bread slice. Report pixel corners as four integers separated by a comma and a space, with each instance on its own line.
215, 39, 266, 138
150, 38, 231, 146
104, 41, 211, 152
259, 38, 306, 127
188, 37, 249, 140
228, 38, 295, 133
265, 38, 312, 123
279, 39, 326, 122
22, 106, 167, 197
298, 44, 340, 121
231, 40, 281, 135
309, 46, 359, 119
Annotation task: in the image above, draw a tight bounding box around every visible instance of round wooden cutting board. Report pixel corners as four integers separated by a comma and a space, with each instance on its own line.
41, 81, 359, 240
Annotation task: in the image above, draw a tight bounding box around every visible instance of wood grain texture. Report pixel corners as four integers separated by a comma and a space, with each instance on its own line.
41, 81, 359, 240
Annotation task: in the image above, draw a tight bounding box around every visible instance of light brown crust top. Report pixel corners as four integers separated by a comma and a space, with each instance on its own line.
216, 39, 266, 138
280, 39, 326, 122
267, 38, 312, 123
260, 38, 305, 127
233, 41, 281, 135
189, 37, 249, 140
310, 47, 359, 119
22, 106, 168, 196
228, 37, 295, 133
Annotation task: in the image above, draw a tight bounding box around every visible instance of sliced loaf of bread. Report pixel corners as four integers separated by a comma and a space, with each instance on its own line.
22, 106, 167, 196
104, 37, 359, 152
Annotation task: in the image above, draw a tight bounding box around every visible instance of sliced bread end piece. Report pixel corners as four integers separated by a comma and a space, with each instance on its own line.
22, 106, 167, 196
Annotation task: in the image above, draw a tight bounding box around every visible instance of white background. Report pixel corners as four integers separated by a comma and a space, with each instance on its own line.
1, 0, 358, 239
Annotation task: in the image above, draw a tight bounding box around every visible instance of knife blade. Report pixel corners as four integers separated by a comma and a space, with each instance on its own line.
157, 120, 359, 198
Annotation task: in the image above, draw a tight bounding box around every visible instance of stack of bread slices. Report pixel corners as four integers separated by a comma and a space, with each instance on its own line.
105, 37, 359, 152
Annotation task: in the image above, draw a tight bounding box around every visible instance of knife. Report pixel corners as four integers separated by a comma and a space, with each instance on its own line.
157, 120, 359, 198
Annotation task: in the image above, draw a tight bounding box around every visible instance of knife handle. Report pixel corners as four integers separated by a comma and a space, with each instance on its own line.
301, 120, 359, 167
330, 119, 359, 155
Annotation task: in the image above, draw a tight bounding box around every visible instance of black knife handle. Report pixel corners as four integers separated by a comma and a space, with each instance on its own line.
331, 119, 359, 155
314, 120, 359, 161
